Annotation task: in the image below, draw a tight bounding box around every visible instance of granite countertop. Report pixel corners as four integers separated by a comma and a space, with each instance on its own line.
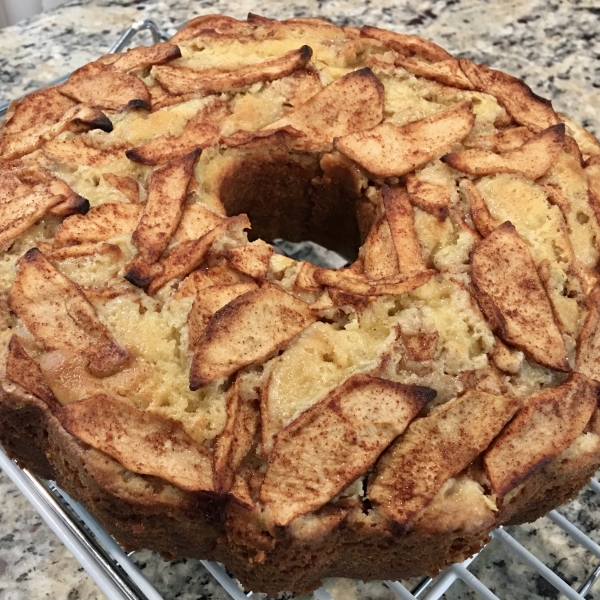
0, 1, 599, 599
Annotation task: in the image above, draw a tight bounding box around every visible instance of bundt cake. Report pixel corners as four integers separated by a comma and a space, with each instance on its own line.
1, 13, 600, 595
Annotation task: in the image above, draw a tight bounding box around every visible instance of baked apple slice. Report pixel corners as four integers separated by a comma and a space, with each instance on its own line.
369, 389, 519, 528
471, 221, 569, 371
138, 214, 249, 294
263, 68, 384, 151
213, 376, 260, 493
314, 267, 435, 296
0, 87, 76, 137
189, 283, 315, 388
260, 374, 435, 526
107, 42, 181, 72
222, 240, 274, 280
406, 175, 451, 221
395, 57, 473, 90
43, 137, 122, 168
132, 149, 199, 263
463, 127, 534, 152
0, 104, 112, 161
187, 283, 259, 350
361, 214, 399, 279
459, 179, 498, 237
335, 101, 475, 177
102, 174, 140, 204
6, 335, 59, 410
8, 249, 129, 376
59, 62, 151, 111
459, 59, 560, 132
153, 47, 312, 95
58, 394, 214, 493
126, 101, 229, 165
382, 186, 426, 273
172, 204, 224, 243
484, 373, 598, 498
0, 172, 67, 251
360, 25, 452, 61
442, 124, 565, 180
54, 202, 142, 246
575, 291, 600, 382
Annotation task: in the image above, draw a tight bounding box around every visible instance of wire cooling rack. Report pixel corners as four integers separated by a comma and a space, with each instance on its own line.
1, 19, 600, 600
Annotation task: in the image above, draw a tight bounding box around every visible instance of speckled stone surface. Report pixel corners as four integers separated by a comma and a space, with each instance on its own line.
0, 1, 599, 599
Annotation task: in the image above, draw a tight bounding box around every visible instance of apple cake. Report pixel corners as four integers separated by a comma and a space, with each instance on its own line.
1, 13, 600, 595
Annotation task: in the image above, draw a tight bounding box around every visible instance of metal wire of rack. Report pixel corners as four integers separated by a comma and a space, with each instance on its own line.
1, 19, 600, 600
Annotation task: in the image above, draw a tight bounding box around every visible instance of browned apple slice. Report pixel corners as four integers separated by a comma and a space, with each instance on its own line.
47, 194, 90, 218
0, 172, 66, 251
459, 59, 560, 132
43, 242, 122, 262
382, 186, 426, 273
132, 149, 199, 264
463, 127, 534, 152
575, 291, 600, 382
153, 47, 312, 96
459, 179, 499, 237
406, 175, 451, 221
57, 394, 214, 493
126, 101, 229, 165
173, 204, 224, 243
0, 87, 76, 137
361, 214, 399, 279
0, 104, 112, 161
213, 376, 260, 493
471, 221, 569, 371
138, 215, 250, 294
222, 240, 274, 280
6, 335, 60, 411
59, 62, 151, 111
563, 135, 583, 165
188, 282, 259, 350
260, 374, 435, 527
170, 14, 255, 43
175, 263, 251, 299
43, 137, 121, 168
335, 101, 475, 178
442, 124, 565, 180
294, 260, 322, 292
369, 389, 520, 528
108, 42, 182, 72
54, 202, 142, 247
315, 266, 435, 296
559, 113, 600, 157
221, 126, 302, 150
263, 68, 384, 151
8, 249, 129, 377
484, 373, 598, 498
189, 283, 315, 388
401, 330, 439, 362
360, 25, 452, 62
123, 255, 165, 290
102, 173, 140, 203
395, 57, 473, 89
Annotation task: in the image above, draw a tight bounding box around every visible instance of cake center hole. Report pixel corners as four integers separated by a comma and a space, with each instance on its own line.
271, 239, 350, 269
216, 152, 372, 266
